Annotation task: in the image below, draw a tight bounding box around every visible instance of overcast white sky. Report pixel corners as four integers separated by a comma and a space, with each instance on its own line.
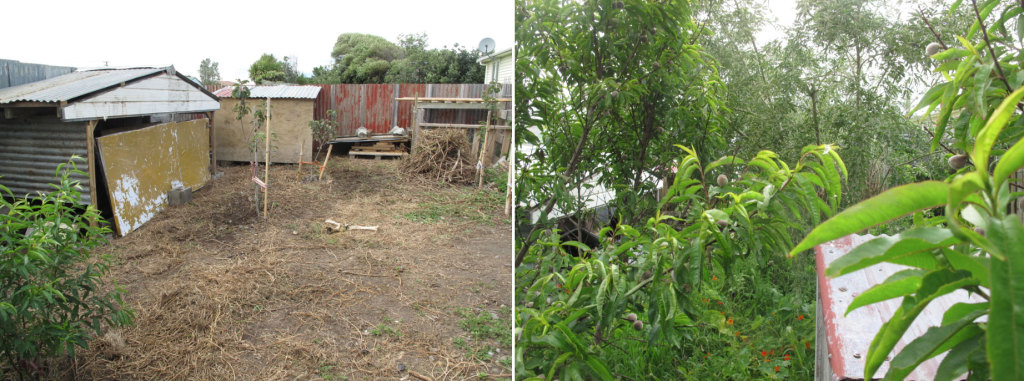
1, 0, 514, 82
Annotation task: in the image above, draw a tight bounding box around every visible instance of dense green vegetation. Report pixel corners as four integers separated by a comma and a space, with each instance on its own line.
515, 0, 1024, 379
0, 160, 134, 378
251, 32, 487, 85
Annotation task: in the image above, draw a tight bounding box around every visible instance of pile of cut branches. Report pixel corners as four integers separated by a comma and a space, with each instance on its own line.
403, 129, 475, 184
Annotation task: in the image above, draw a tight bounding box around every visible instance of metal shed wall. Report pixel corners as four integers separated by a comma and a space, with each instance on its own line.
0, 116, 91, 204
0, 59, 75, 89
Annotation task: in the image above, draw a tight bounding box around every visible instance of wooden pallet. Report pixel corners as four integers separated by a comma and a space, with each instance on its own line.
349, 151, 407, 160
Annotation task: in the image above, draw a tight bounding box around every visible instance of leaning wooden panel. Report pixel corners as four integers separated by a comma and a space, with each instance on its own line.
97, 119, 211, 236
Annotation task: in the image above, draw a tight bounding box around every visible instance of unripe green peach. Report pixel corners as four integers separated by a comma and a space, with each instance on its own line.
633, 320, 644, 331
717, 174, 728, 187
926, 42, 943, 57
948, 154, 968, 170
625, 313, 637, 322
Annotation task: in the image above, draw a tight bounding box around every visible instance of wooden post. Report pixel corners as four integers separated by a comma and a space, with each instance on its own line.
412, 99, 423, 154
505, 154, 513, 216
207, 111, 216, 175
477, 110, 492, 188
319, 144, 333, 180
264, 98, 270, 220
85, 120, 99, 226
297, 141, 303, 181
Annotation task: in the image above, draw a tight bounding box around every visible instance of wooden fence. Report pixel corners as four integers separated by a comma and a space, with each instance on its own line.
206, 83, 513, 137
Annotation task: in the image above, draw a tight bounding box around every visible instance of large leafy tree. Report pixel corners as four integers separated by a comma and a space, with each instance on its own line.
386, 33, 485, 83
515, 0, 726, 262
328, 33, 403, 83
248, 53, 286, 84
699, 0, 967, 205
198, 58, 220, 86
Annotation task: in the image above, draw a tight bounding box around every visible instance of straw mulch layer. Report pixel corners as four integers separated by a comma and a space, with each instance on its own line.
33, 158, 512, 380
403, 129, 477, 184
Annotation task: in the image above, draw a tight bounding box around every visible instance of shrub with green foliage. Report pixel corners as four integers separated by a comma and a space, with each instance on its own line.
0, 159, 133, 377
515, 144, 845, 380
790, 0, 1024, 378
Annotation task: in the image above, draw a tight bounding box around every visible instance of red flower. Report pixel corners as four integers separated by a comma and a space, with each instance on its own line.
797, 314, 805, 321
717, 300, 723, 305
769, 349, 774, 355
557, 284, 562, 288
761, 350, 767, 358
774, 365, 780, 372
703, 298, 710, 303
727, 318, 734, 325
784, 354, 791, 361
805, 341, 811, 349
712, 275, 718, 281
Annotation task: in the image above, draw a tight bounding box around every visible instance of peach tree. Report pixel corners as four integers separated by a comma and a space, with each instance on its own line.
0, 159, 133, 377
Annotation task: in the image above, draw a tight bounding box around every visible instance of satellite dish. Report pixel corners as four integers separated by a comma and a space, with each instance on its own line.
478, 38, 496, 55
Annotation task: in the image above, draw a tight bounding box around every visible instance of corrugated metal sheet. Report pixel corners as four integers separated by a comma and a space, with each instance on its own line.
309, 83, 510, 137
212, 85, 320, 99
0, 68, 163, 104
0, 118, 91, 204
0, 59, 76, 89
815, 234, 982, 380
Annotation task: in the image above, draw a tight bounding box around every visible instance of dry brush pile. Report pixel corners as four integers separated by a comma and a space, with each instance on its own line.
402, 129, 476, 184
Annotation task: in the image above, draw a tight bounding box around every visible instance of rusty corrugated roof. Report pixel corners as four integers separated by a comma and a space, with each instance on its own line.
816, 234, 984, 381
212, 85, 320, 99
0, 68, 163, 104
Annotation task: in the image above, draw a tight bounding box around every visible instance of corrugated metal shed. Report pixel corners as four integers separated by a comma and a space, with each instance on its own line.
815, 234, 983, 380
212, 85, 320, 99
0, 59, 76, 89
0, 68, 163, 104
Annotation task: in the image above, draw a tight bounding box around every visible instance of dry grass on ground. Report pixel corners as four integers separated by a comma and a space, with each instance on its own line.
55, 157, 512, 380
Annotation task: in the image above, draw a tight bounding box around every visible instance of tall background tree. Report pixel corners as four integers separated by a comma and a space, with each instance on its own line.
515, 0, 726, 261
248, 53, 287, 84
198, 58, 220, 86
327, 33, 403, 83
311, 32, 486, 84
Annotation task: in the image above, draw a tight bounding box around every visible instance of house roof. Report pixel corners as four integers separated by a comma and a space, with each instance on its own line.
478, 47, 514, 64
212, 85, 321, 99
0, 67, 165, 104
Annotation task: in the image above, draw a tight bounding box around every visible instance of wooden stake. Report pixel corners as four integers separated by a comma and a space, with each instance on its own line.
319, 144, 333, 180
86, 120, 99, 227
477, 110, 492, 188
505, 154, 513, 216
264, 98, 270, 220
297, 141, 303, 181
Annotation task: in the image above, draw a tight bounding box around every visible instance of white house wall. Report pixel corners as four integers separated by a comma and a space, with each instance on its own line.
62, 73, 219, 121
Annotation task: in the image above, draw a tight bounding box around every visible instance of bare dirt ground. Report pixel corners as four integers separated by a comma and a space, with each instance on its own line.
64, 158, 513, 380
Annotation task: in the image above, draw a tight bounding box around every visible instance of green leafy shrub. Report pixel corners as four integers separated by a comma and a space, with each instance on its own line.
789, 0, 1024, 378
515, 144, 844, 380
0, 159, 134, 377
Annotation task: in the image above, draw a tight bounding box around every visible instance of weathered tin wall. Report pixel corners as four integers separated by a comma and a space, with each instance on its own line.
0, 59, 75, 89
0, 116, 91, 204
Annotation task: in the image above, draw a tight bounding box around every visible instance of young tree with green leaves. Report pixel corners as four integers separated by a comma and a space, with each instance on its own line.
793, 0, 1024, 378
0, 159, 134, 377
515, 0, 727, 266
248, 54, 286, 84
199, 58, 220, 86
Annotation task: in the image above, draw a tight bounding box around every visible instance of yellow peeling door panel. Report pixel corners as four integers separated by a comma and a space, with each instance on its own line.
97, 119, 210, 236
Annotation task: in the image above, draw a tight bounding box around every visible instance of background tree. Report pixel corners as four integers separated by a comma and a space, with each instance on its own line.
248, 53, 286, 84
387, 33, 485, 83
199, 58, 220, 86
515, 0, 726, 257
329, 33, 403, 83
281, 56, 303, 84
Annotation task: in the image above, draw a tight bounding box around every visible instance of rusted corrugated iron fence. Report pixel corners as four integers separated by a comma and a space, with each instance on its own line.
206, 83, 512, 137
